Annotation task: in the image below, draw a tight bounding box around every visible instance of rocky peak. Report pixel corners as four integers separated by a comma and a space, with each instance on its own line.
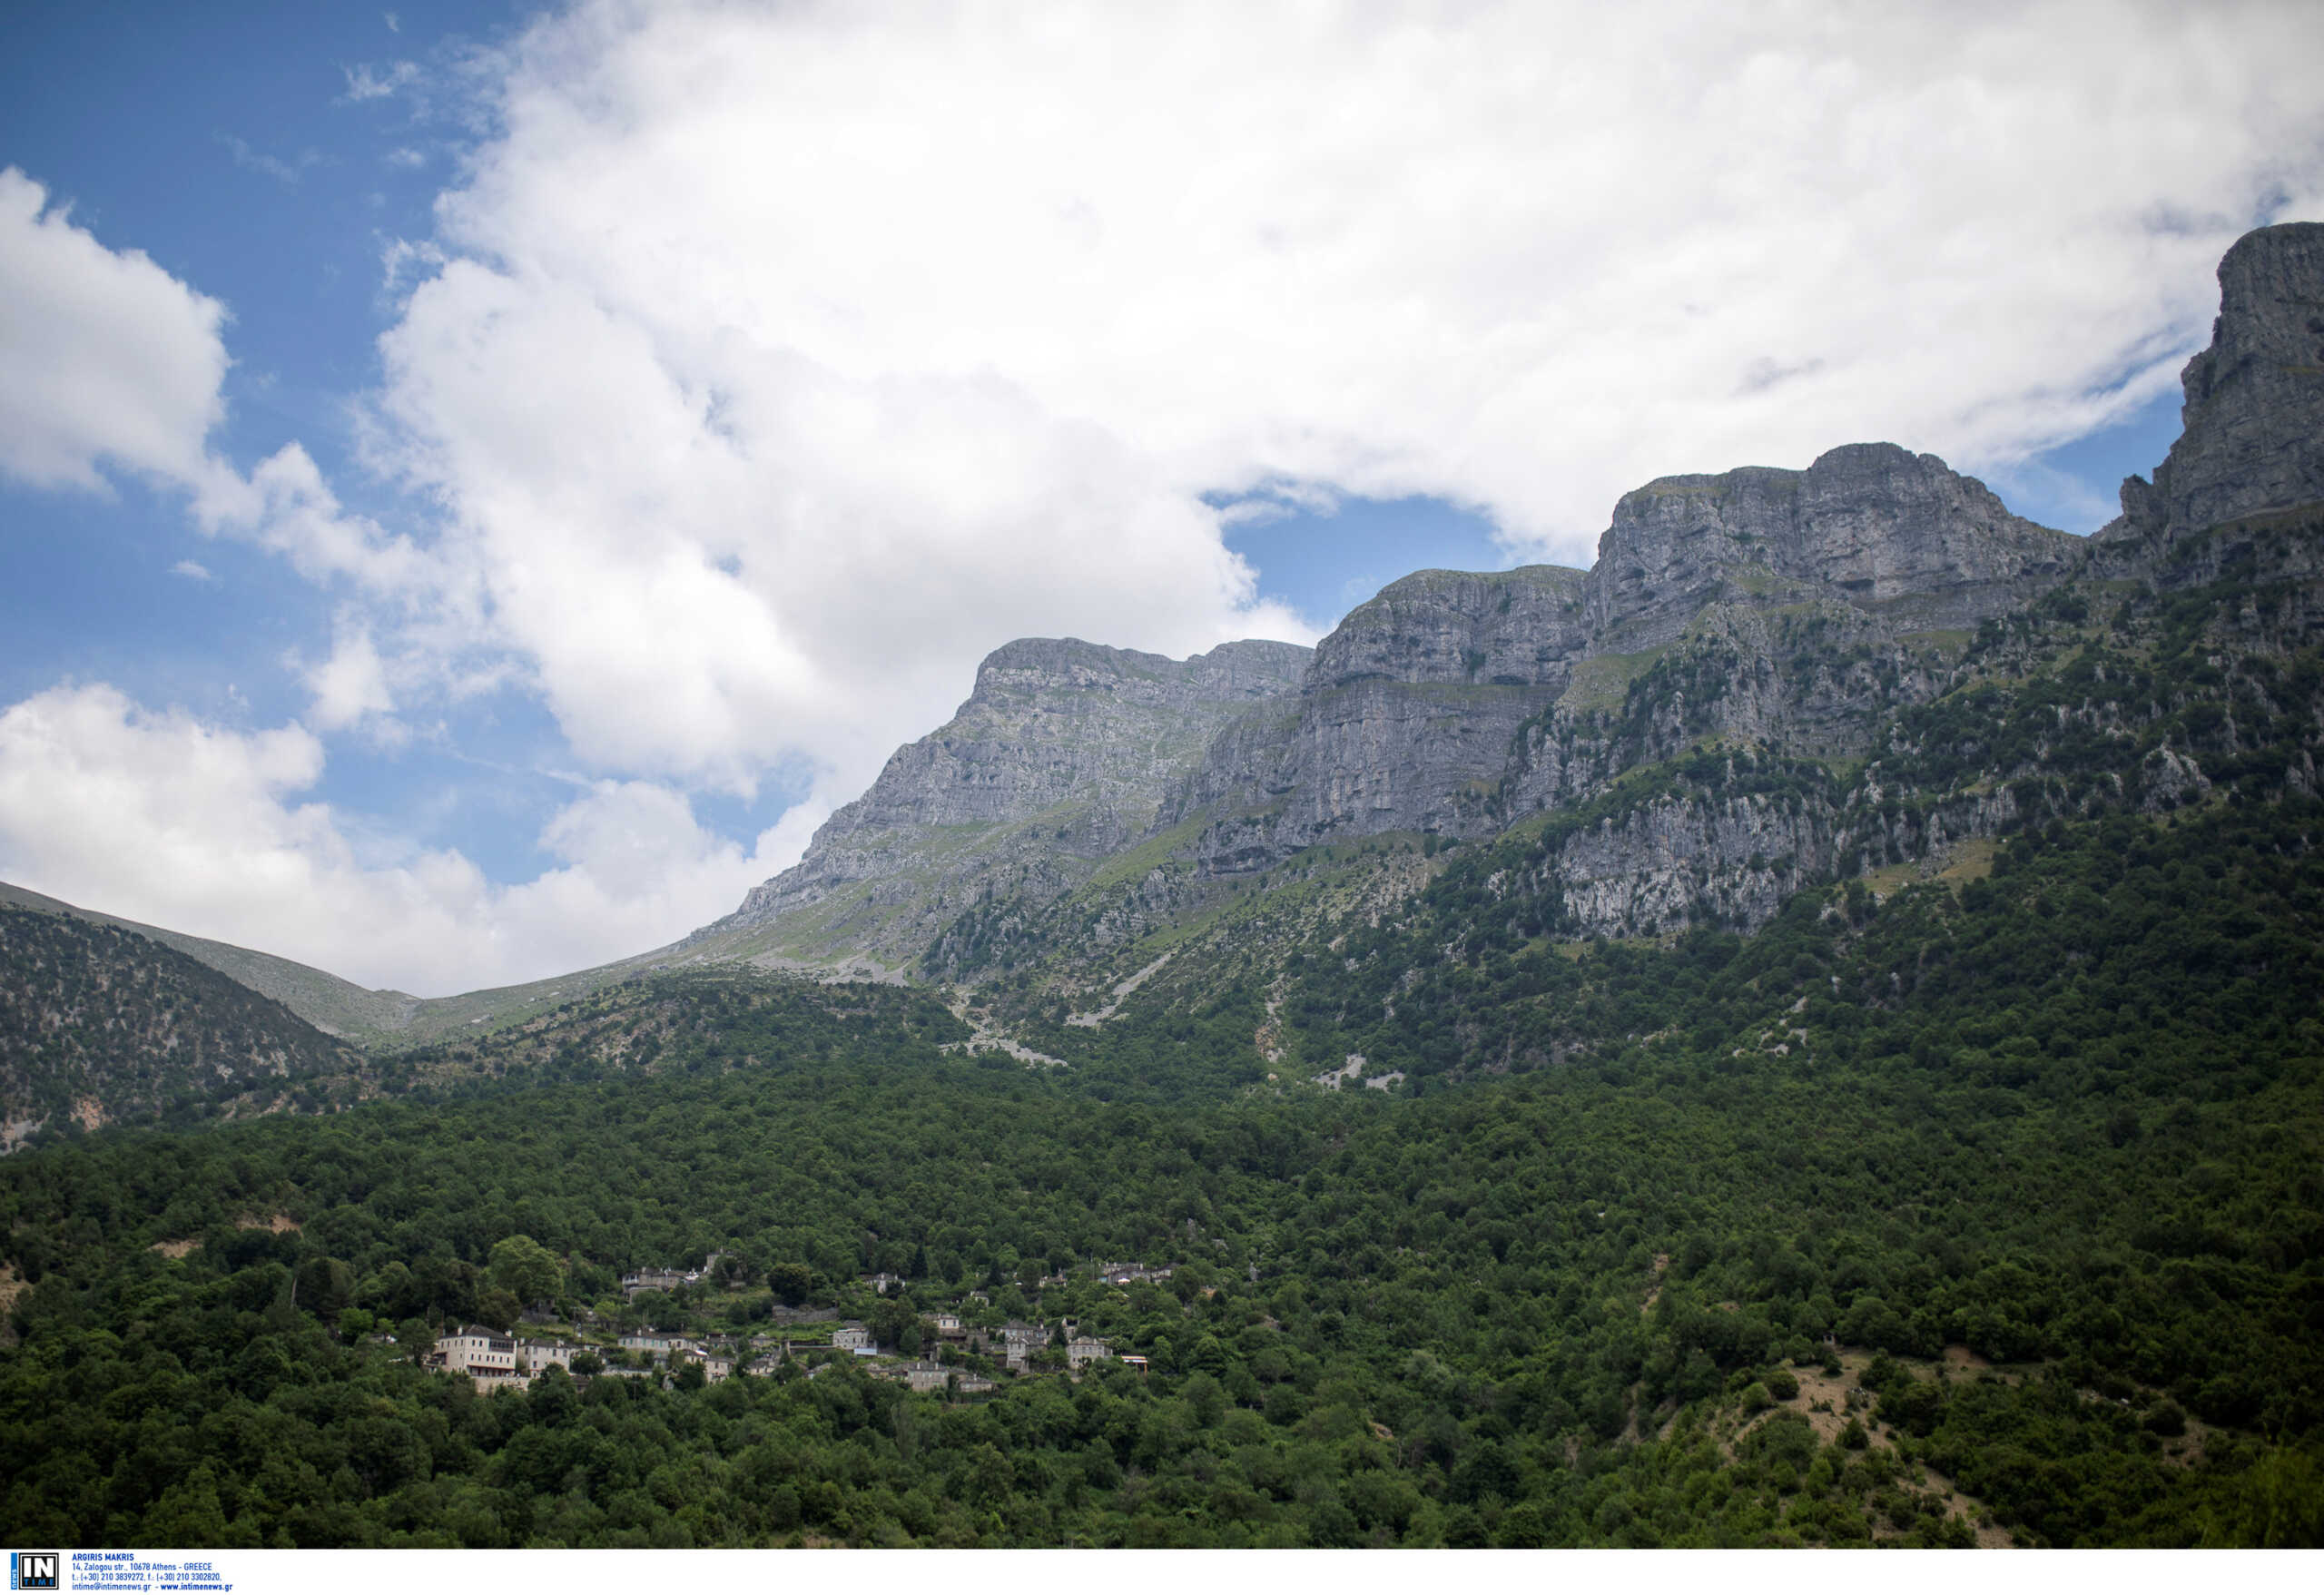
1313, 566, 1590, 689
717, 635, 1311, 955
971, 636, 1310, 710
831, 636, 1310, 835
2117, 222, 2324, 542
1592, 443, 2073, 645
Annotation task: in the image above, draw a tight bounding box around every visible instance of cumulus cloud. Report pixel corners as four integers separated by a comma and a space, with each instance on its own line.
299, 619, 399, 735
0, 684, 789, 994
416, 1, 2322, 549
348, 0, 2323, 802
0, 168, 231, 490
0, 169, 440, 601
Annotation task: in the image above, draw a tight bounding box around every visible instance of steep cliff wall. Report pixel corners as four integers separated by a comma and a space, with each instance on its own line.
2098, 222, 2324, 588
1174, 444, 2073, 881
714, 637, 1310, 967
1593, 443, 2074, 645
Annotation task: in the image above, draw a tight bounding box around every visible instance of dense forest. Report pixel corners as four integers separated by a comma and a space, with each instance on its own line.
3, 778, 2321, 1546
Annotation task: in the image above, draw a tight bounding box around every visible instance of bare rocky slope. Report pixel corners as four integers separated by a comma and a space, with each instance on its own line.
697, 637, 1312, 971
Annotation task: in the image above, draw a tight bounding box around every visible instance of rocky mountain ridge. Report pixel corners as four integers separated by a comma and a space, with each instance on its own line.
735, 221, 2324, 998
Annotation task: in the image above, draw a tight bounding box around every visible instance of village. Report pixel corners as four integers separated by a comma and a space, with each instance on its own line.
419, 1257, 1177, 1399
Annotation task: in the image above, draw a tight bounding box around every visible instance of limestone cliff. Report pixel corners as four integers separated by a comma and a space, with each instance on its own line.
1168, 444, 2073, 882
710, 638, 1310, 970
2096, 222, 2324, 587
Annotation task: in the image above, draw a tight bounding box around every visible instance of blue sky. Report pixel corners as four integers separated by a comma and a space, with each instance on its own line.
2, 2, 2315, 994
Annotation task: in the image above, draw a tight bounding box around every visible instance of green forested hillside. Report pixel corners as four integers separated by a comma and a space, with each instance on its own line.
2, 783, 2320, 1547
0, 909, 360, 1135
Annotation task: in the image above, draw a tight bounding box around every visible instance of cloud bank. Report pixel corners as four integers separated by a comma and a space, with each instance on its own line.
0, 684, 792, 994
0, 169, 231, 490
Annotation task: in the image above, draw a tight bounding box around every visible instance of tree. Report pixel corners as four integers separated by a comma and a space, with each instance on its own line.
476, 1287, 521, 1334
296, 1256, 355, 1318
488, 1234, 565, 1308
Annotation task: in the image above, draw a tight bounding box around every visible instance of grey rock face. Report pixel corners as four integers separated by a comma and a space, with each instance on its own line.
1165, 567, 1590, 863
1176, 445, 2072, 878
2112, 222, 2324, 545
716, 637, 1309, 966
1544, 793, 1841, 936
1594, 443, 2073, 645
807, 637, 1310, 837
717, 223, 2319, 968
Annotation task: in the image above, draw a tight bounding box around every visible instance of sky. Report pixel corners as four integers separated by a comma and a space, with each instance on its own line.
2, 1, 2319, 997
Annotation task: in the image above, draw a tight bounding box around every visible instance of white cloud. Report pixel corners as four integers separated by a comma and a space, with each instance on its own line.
170, 559, 216, 583
299, 618, 399, 735
192, 440, 442, 597
347, 0, 2322, 805
0, 168, 231, 490
340, 61, 419, 103
0, 683, 790, 994
0, 169, 442, 600
412, 0, 2322, 556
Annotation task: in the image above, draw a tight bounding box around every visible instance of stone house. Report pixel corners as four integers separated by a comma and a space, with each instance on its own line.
1098, 1262, 1175, 1286
431, 1326, 517, 1378
430, 1326, 530, 1392
621, 1267, 691, 1299
996, 1321, 1047, 1370
1066, 1335, 1113, 1369
832, 1323, 873, 1352
517, 1340, 576, 1373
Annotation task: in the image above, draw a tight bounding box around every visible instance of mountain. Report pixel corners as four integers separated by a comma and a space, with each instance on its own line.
700, 637, 1311, 973
0, 874, 916, 1055
704, 224, 2319, 1025
0, 879, 428, 1043
9, 222, 2319, 1078
0, 904, 360, 1140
